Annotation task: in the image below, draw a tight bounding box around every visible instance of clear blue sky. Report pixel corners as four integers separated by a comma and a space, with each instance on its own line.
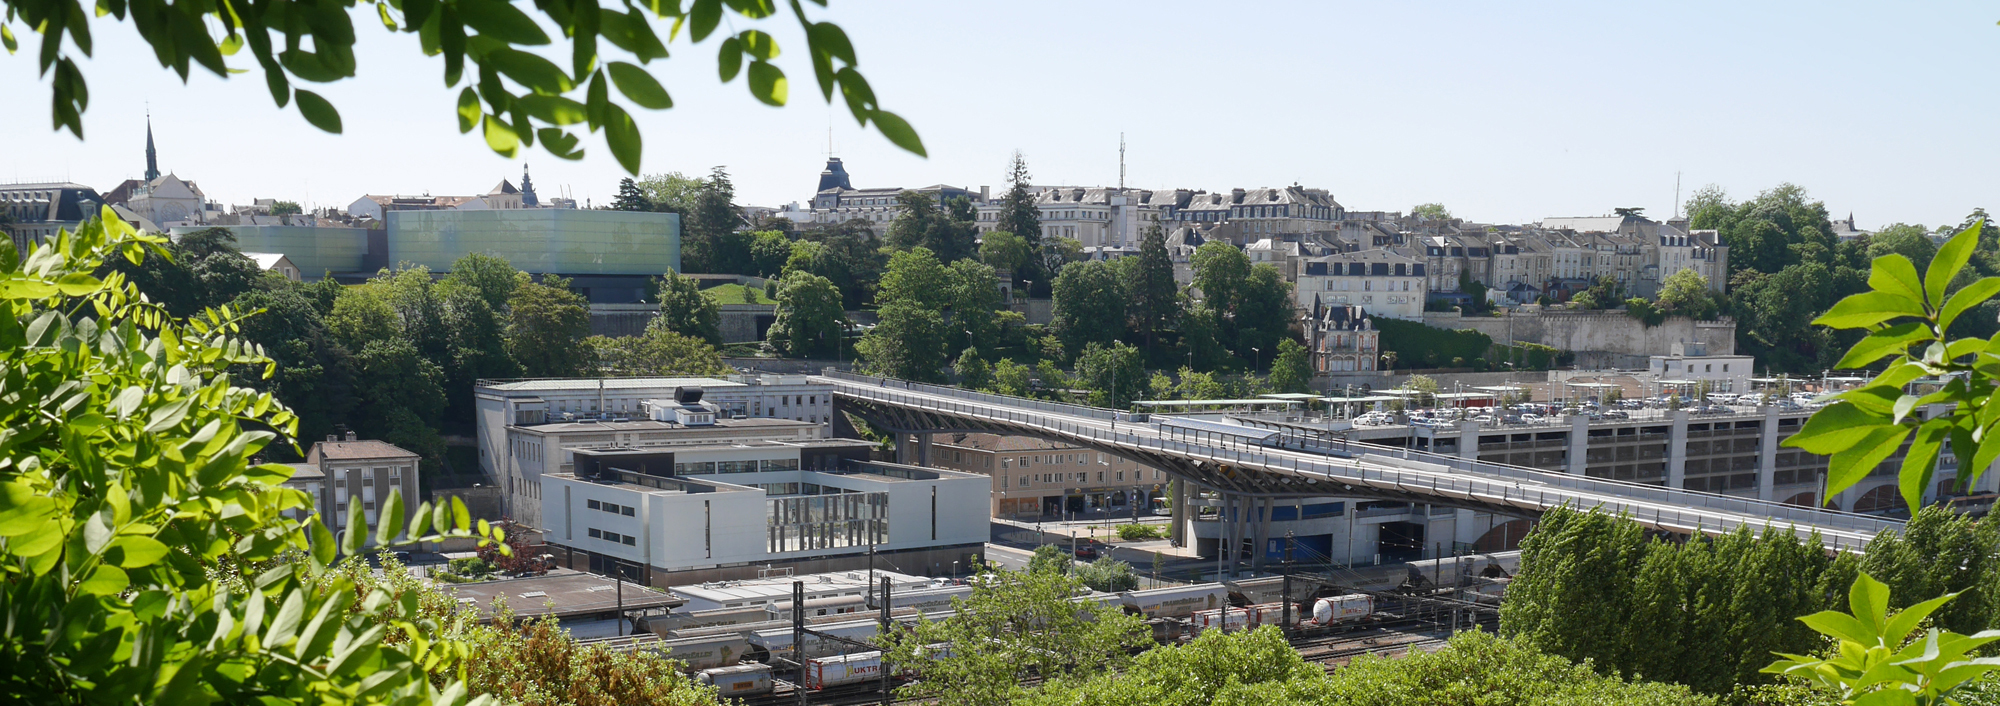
3, 1, 1996, 229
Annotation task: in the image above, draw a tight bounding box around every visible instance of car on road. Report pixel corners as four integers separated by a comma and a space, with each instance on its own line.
1073, 540, 1103, 560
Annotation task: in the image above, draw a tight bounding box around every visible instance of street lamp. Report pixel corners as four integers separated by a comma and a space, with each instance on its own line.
1251, 346, 1262, 372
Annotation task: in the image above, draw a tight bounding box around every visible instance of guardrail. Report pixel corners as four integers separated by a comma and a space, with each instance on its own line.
817, 374, 1900, 551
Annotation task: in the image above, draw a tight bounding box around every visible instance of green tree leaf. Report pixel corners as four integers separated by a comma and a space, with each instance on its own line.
456, 87, 481, 132
716, 36, 743, 82
1939, 277, 2000, 336
607, 61, 672, 109
737, 29, 779, 59
458, 0, 552, 45
1815, 292, 1926, 329
294, 90, 343, 134
1837, 323, 1930, 369
745, 60, 786, 106
481, 48, 573, 93
1926, 221, 1982, 308
1827, 425, 1912, 499
1867, 254, 1926, 310
1898, 420, 1949, 512
375, 489, 405, 547
1784, 402, 1892, 455
869, 109, 926, 158
601, 102, 642, 175
0, 483, 58, 536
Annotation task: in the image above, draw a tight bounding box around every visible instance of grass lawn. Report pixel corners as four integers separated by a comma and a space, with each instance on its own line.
701, 283, 777, 305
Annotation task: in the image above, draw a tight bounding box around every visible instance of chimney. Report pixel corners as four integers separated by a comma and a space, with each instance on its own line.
326, 434, 337, 442
979, 185, 990, 202
345, 431, 358, 442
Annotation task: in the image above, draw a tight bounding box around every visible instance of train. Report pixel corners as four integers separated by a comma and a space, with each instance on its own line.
638, 552, 1518, 693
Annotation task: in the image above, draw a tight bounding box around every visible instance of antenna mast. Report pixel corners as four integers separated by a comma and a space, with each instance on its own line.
1118, 133, 1126, 191
1673, 171, 1682, 219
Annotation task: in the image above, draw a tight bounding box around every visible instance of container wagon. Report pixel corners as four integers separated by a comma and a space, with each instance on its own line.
696, 663, 773, 698
1119, 584, 1228, 618
806, 651, 885, 690
653, 635, 753, 671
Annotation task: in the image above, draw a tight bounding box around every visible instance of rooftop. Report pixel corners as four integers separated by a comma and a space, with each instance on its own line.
309, 439, 418, 462
518, 417, 819, 433
440, 570, 684, 621
478, 376, 746, 393
669, 569, 934, 605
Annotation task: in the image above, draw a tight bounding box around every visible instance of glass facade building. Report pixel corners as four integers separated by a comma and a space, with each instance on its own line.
386, 209, 680, 276
174, 225, 369, 279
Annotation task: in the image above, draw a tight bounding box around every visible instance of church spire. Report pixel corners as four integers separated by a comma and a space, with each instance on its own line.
520, 163, 539, 207
144, 114, 160, 182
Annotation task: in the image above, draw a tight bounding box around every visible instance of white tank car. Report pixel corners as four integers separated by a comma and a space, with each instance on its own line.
806, 651, 885, 689
891, 585, 974, 613
750, 619, 885, 660
768, 595, 870, 621
653, 635, 753, 671
1310, 595, 1374, 625
697, 663, 773, 697
1119, 584, 1228, 618
640, 606, 771, 637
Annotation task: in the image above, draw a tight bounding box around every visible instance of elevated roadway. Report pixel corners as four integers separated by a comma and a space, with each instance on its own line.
818, 372, 1901, 556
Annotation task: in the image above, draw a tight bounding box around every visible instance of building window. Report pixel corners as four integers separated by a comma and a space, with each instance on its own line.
587, 499, 601, 510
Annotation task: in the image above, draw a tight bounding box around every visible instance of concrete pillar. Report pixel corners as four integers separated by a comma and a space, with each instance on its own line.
1233, 495, 1252, 576
1757, 406, 1779, 501
1251, 497, 1271, 572
894, 434, 914, 465
1566, 414, 1589, 476
1169, 479, 1187, 547
917, 433, 933, 468
1217, 494, 1232, 578
1666, 410, 1690, 490
1459, 420, 1480, 462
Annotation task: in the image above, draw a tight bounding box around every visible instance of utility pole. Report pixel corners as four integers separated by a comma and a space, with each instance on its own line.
1281, 532, 1295, 639
793, 580, 807, 706
615, 568, 624, 637
878, 577, 892, 706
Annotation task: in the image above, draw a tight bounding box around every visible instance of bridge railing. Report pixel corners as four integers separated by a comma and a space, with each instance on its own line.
820, 369, 1122, 422
819, 377, 1892, 550
1360, 445, 1904, 537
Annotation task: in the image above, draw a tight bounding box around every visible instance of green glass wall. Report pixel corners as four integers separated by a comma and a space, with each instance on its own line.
386, 209, 680, 275
173, 225, 369, 279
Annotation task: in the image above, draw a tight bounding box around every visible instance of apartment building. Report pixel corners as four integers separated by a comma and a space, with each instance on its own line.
1293, 249, 1429, 321
282, 433, 423, 538
927, 433, 1169, 519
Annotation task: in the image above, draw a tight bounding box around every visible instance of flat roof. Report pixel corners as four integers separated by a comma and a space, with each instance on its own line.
1435, 392, 1496, 399
1470, 385, 1527, 392
1322, 395, 1399, 403
1134, 399, 1298, 407
1155, 416, 1280, 441
1564, 382, 1621, 389
521, 417, 818, 433
441, 570, 684, 621
669, 569, 934, 604
1258, 393, 1322, 400
479, 377, 747, 393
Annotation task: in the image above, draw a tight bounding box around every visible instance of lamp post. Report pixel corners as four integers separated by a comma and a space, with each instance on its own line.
1251, 346, 1262, 372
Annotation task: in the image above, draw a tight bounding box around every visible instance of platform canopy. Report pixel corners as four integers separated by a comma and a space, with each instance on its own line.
1320, 395, 1399, 403
1565, 382, 1621, 389
1258, 393, 1322, 401
1435, 392, 1495, 400
1134, 399, 1298, 408
1470, 385, 1527, 392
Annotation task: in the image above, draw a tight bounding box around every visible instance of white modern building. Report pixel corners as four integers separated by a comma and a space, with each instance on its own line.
539, 406, 989, 587
475, 375, 839, 526
1647, 341, 1754, 395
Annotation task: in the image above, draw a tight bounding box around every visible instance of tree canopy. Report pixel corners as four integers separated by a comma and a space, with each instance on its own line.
12, 0, 924, 171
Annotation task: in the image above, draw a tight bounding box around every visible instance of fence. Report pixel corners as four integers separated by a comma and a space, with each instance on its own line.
817, 373, 1901, 553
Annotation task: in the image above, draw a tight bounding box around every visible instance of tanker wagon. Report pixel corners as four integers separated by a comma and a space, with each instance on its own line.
696, 663, 773, 698
1118, 584, 1227, 619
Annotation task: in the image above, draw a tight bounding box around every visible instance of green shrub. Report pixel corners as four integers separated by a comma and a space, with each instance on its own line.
1116, 523, 1165, 541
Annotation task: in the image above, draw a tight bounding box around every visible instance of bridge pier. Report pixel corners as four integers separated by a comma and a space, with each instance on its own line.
1251, 497, 1271, 573
894, 432, 935, 467
1169, 480, 1186, 548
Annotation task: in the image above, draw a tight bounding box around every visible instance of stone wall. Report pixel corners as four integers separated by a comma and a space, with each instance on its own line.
1418, 310, 1735, 358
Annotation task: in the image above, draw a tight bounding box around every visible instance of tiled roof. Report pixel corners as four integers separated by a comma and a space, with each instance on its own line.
308, 440, 418, 462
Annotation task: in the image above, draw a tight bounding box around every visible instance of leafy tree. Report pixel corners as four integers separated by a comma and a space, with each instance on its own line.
1073, 341, 1144, 408
1072, 556, 1139, 593
1570, 275, 1622, 310
955, 347, 992, 390
1019, 626, 1323, 706
584, 327, 729, 377
1316, 631, 1713, 706
1655, 267, 1720, 320
1412, 203, 1452, 221
377, 264, 454, 370
876, 247, 953, 310
795, 219, 887, 308
1042, 235, 1085, 283
879, 560, 1151, 706
0, 212, 506, 704
654, 271, 722, 345
1233, 265, 1293, 362
1052, 259, 1128, 356
1126, 225, 1180, 350
1867, 223, 1937, 270
441, 286, 521, 416
747, 230, 793, 277
1179, 301, 1228, 372
684, 167, 746, 273
613, 177, 654, 212
353, 337, 449, 456
1785, 223, 2000, 511
441, 251, 525, 311
992, 358, 1033, 396
326, 284, 399, 351
636, 172, 705, 214
887, 191, 978, 264
1267, 338, 1313, 394
999, 151, 1045, 290
1763, 573, 2000, 706
1625, 297, 1665, 327
979, 229, 1035, 275
766, 270, 846, 358
17, 0, 925, 172
858, 303, 947, 382
231, 283, 358, 450
109, 225, 268, 316
1859, 506, 2000, 635
269, 200, 302, 215
947, 258, 1004, 352
507, 274, 591, 377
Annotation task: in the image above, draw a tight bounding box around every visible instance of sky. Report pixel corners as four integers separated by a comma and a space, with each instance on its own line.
3, 1, 1997, 229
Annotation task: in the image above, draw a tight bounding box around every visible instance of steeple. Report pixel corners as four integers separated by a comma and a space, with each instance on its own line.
520, 163, 539, 207
144, 114, 160, 182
